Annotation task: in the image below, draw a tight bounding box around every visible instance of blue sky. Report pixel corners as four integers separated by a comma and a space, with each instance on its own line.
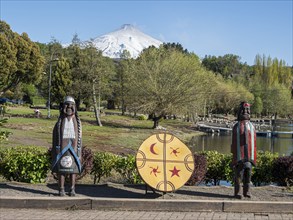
1, 0, 292, 66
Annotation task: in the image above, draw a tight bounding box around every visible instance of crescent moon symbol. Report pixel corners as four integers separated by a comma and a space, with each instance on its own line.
150, 143, 158, 155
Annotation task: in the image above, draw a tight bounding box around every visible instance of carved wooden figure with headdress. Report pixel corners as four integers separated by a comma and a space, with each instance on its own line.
231, 101, 257, 199
52, 96, 82, 196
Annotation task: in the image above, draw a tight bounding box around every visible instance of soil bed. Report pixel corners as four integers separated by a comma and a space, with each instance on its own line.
0, 182, 292, 202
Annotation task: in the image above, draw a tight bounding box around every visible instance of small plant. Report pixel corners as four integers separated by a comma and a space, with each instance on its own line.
114, 154, 143, 184
223, 153, 233, 184
91, 151, 118, 184
200, 150, 229, 185
0, 118, 11, 142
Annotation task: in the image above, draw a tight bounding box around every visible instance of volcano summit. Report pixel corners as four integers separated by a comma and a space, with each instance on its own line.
90, 24, 163, 59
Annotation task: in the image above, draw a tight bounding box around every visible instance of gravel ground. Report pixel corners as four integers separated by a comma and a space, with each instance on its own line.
1, 182, 292, 201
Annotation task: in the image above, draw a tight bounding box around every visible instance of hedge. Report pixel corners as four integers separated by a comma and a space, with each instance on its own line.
0, 146, 292, 187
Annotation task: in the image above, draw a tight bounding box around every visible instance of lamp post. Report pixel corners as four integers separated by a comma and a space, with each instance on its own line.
47, 54, 59, 119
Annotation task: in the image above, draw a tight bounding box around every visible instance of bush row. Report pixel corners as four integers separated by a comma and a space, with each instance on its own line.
0, 146, 292, 187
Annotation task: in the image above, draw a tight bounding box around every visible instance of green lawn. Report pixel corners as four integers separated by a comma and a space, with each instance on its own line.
0, 106, 202, 155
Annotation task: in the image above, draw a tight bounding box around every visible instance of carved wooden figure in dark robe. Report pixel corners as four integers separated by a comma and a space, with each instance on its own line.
231, 101, 257, 199
52, 96, 82, 196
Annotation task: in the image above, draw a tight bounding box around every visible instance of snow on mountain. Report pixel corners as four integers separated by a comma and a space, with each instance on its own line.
91, 24, 163, 59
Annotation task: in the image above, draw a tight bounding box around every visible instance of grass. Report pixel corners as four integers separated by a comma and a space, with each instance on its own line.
0, 106, 202, 155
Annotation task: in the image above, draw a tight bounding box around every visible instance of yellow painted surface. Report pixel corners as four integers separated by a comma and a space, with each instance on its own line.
136, 133, 194, 192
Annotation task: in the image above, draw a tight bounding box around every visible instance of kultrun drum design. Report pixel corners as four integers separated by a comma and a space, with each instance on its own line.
136, 133, 194, 192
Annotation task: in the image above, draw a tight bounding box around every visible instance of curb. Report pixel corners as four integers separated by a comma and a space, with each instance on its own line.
1, 197, 292, 213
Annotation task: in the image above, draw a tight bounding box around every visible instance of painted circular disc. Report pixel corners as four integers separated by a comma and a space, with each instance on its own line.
136, 133, 194, 192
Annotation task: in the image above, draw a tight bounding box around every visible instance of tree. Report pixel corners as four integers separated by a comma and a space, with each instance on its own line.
202, 54, 244, 79
0, 24, 17, 94
162, 42, 189, 54
50, 57, 72, 104
261, 84, 293, 117
115, 50, 134, 115
21, 84, 38, 105
252, 54, 293, 117
36, 40, 63, 108
278, 60, 292, 88
128, 45, 208, 128
253, 54, 292, 87
0, 21, 44, 96
251, 96, 263, 117
79, 41, 115, 126
64, 37, 91, 110
212, 77, 254, 115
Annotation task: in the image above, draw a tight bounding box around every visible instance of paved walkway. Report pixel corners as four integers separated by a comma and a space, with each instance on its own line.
1, 182, 292, 219
1, 209, 293, 220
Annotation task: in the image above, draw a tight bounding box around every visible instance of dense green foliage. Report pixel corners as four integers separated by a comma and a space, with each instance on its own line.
91, 151, 118, 184
0, 146, 291, 187
199, 150, 232, 185
128, 46, 213, 128
114, 154, 143, 184
0, 21, 44, 97
202, 54, 247, 79
0, 146, 50, 183
251, 151, 279, 186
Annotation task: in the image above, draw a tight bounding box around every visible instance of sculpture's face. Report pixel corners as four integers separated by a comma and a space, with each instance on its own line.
63, 101, 75, 116
238, 102, 250, 121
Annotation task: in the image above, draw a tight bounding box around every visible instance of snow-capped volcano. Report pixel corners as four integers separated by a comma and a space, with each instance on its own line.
91, 24, 163, 59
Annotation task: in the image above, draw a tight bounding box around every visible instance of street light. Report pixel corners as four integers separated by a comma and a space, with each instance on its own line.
47, 54, 59, 119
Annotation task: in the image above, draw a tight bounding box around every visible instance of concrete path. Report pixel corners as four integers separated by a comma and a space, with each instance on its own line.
1, 209, 293, 220
1, 182, 292, 219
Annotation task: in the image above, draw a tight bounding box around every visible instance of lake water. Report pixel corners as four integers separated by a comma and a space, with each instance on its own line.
189, 121, 293, 156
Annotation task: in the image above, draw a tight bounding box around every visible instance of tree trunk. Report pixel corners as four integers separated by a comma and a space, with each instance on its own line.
107, 100, 115, 109
75, 98, 81, 111
121, 99, 126, 115
92, 81, 102, 126
152, 115, 163, 129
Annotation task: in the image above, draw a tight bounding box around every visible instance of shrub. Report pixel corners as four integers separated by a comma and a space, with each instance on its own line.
0, 118, 11, 142
251, 151, 279, 186
91, 151, 118, 184
272, 156, 293, 187
200, 150, 230, 185
114, 154, 143, 184
0, 146, 50, 183
0, 130, 11, 142
186, 153, 207, 186
137, 114, 148, 120
223, 153, 233, 184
